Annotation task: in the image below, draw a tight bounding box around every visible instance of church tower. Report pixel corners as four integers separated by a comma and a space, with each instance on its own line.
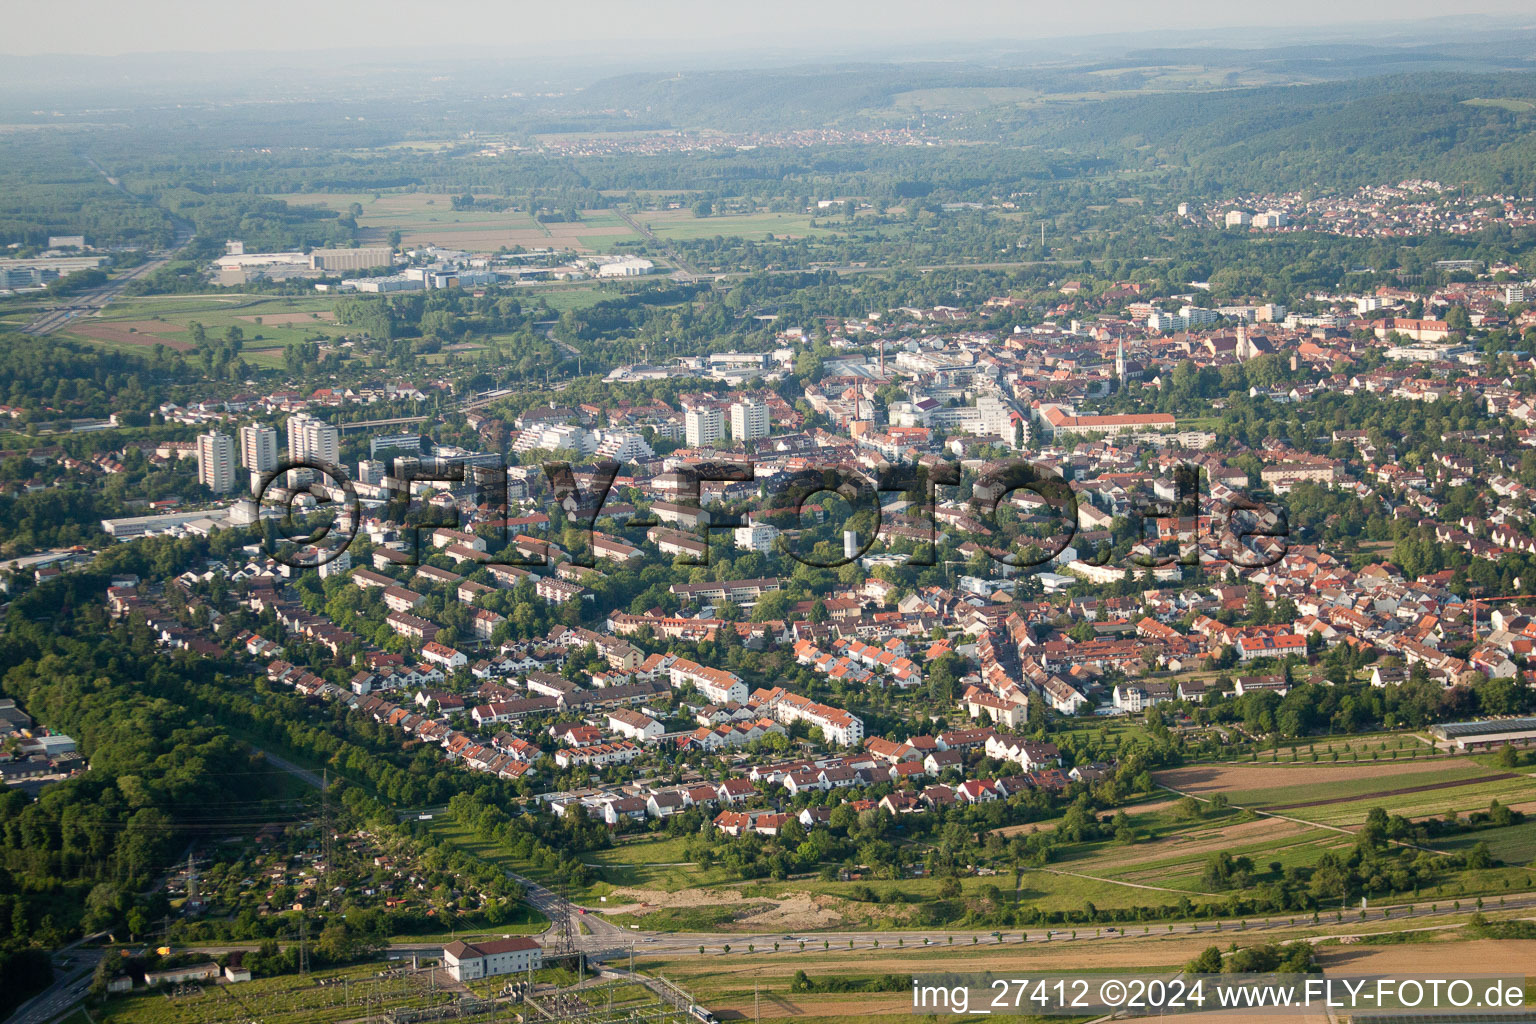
1115, 336, 1126, 383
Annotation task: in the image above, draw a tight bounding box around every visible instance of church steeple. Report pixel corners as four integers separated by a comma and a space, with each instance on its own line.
1115, 336, 1126, 382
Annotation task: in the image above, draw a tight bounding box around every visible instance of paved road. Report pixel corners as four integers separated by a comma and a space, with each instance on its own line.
613, 210, 700, 281
246, 746, 1536, 963
21, 252, 180, 335
6, 951, 102, 1024
21, 153, 193, 336
598, 892, 1536, 957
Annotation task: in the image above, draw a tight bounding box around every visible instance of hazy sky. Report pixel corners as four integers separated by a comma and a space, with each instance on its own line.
14, 0, 1536, 56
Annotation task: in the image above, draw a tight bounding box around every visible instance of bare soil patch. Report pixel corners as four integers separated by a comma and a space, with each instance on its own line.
1315, 938, 1536, 974
733, 893, 845, 931
1155, 761, 1469, 796
74, 323, 193, 350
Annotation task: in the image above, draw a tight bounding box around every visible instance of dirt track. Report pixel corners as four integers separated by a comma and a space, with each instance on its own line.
603, 885, 856, 931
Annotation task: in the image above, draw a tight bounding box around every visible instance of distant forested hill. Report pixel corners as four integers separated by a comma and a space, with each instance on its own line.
988, 73, 1536, 193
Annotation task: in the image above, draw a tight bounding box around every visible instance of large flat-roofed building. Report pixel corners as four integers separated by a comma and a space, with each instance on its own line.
0, 254, 110, 289
310, 247, 393, 272
370, 432, 422, 458
1430, 717, 1536, 752
101, 507, 232, 539
442, 937, 542, 981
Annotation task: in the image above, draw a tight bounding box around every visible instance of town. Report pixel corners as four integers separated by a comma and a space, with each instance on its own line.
3, 12, 1536, 1024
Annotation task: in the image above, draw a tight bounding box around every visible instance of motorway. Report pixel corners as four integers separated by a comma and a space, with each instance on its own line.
7, 951, 102, 1024
21, 248, 183, 335
21, 152, 193, 336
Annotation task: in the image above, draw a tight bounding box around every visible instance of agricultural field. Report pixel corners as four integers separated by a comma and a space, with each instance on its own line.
1210, 731, 1431, 761
635, 936, 1536, 1024
1155, 758, 1536, 828
439, 759, 1536, 938
636, 209, 848, 243
582, 835, 739, 892
265, 192, 642, 252
1432, 821, 1536, 864
59, 294, 342, 367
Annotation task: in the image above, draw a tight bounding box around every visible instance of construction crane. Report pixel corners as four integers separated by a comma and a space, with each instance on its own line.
1468, 593, 1536, 640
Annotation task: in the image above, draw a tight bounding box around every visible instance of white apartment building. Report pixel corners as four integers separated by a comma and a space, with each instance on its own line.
593, 430, 656, 462
512, 423, 594, 455
730, 398, 770, 442
685, 407, 724, 448
197, 432, 236, 494
667, 657, 749, 704
357, 459, 385, 485
1178, 305, 1221, 328
239, 423, 279, 474
287, 412, 340, 468
754, 688, 864, 747
734, 522, 779, 552
1147, 310, 1188, 333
